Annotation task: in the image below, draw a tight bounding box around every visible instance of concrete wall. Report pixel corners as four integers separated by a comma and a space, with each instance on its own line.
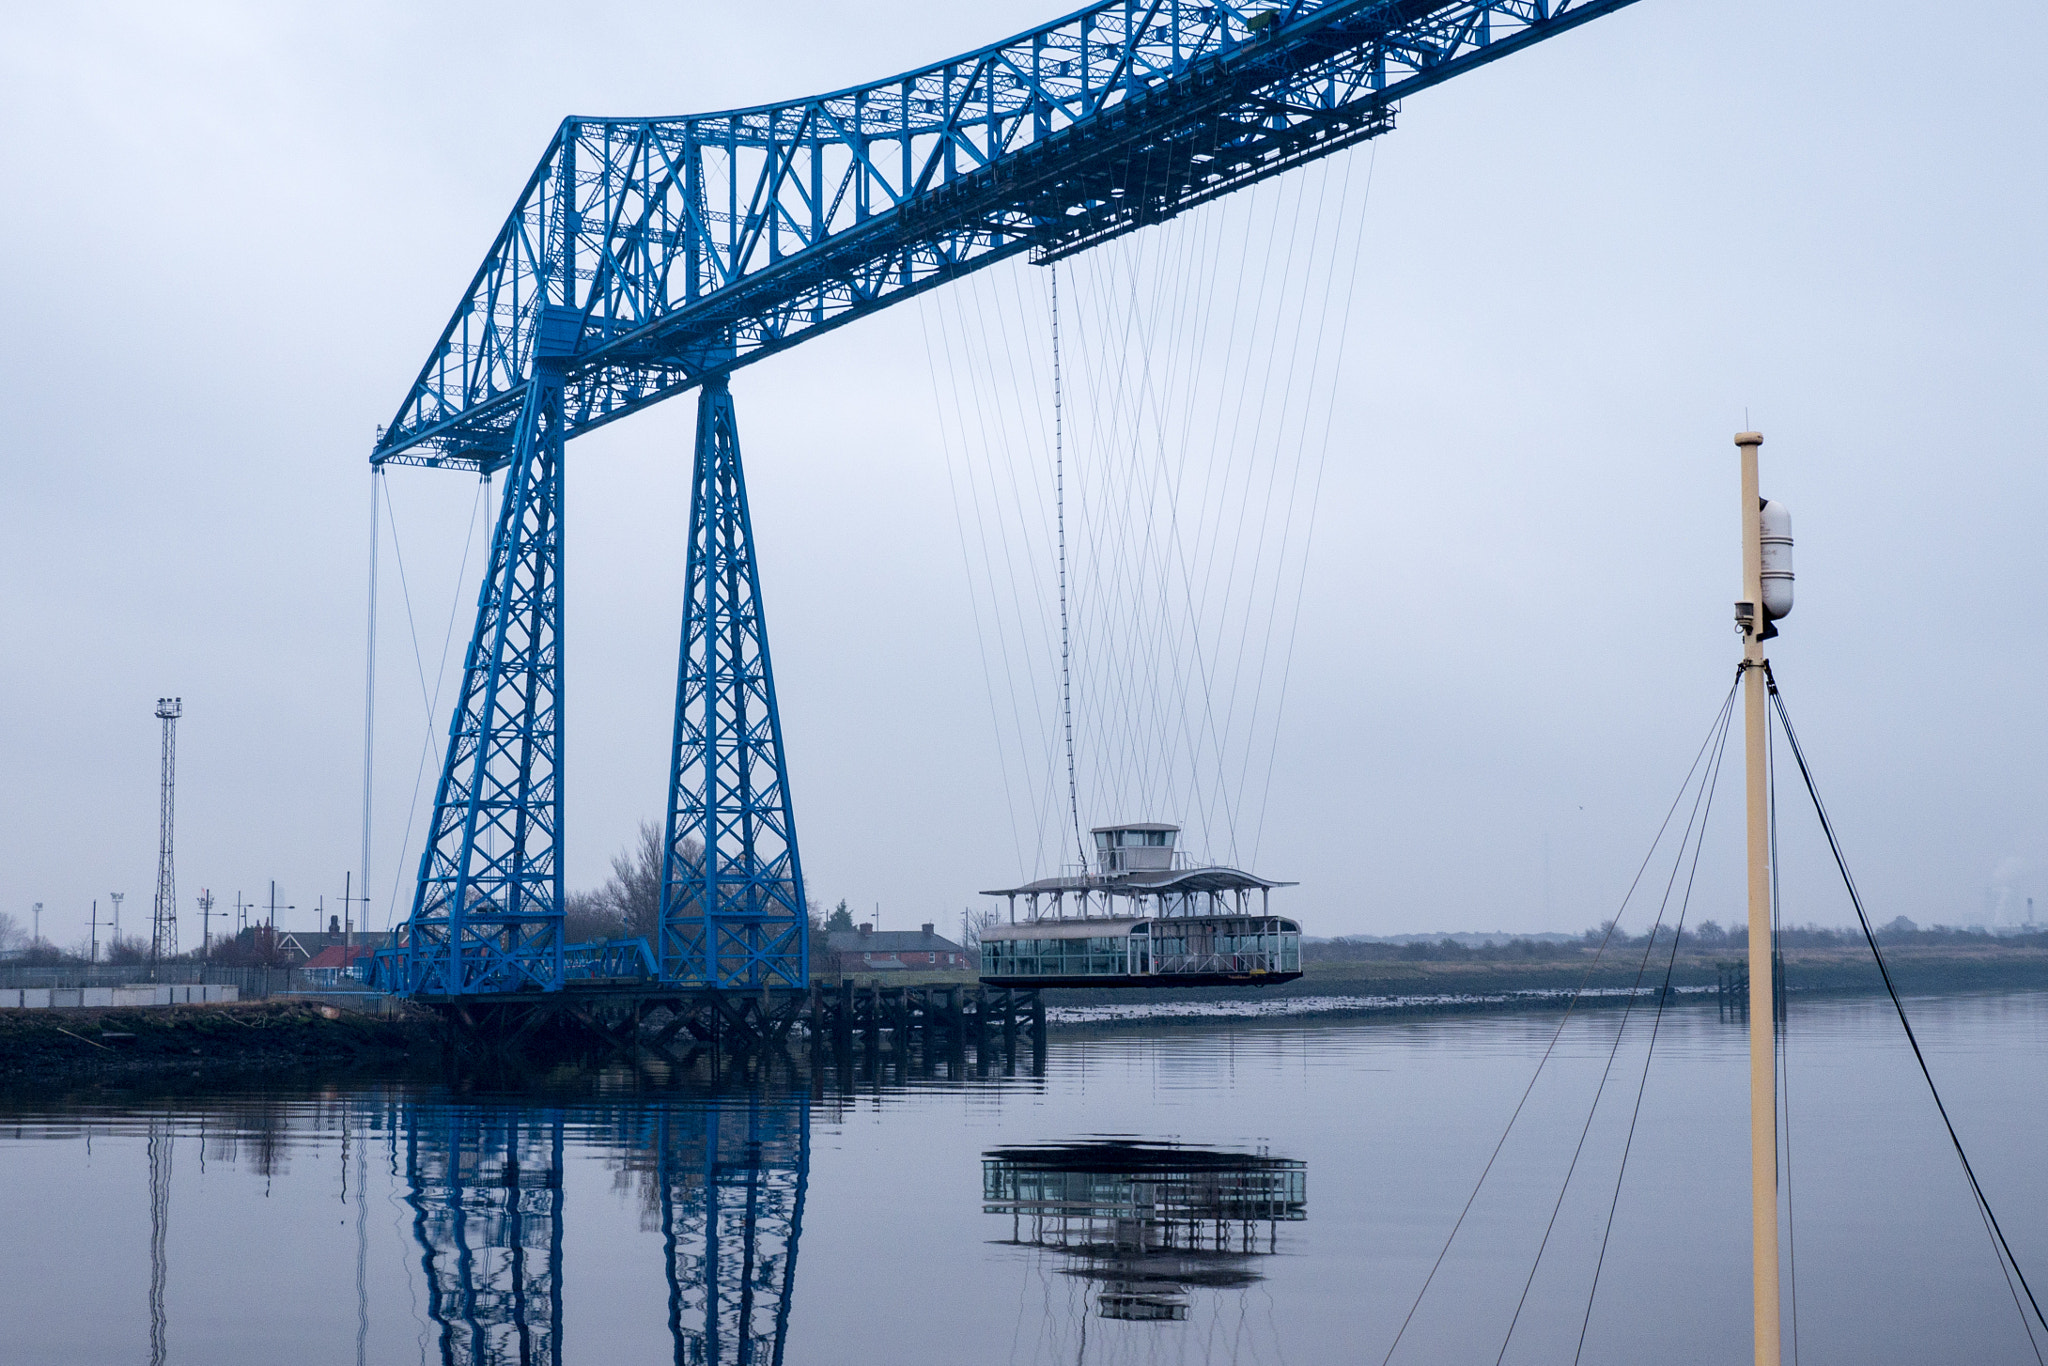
0, 984, 238, 1010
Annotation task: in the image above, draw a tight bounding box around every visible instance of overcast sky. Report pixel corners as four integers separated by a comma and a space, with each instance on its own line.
3, 0, 2044, 952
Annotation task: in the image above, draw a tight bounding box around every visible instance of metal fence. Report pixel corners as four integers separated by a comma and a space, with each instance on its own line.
0, 963, 353, 1002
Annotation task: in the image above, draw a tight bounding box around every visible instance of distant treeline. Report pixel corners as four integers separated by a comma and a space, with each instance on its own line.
1304, 918, 2048, 963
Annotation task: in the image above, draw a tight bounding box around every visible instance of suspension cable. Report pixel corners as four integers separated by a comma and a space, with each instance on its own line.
1767, 662, 2047, 1358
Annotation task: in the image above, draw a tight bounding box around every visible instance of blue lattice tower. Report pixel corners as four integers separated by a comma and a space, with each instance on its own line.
366, 1, 1647, 1005
404, 1105, 566, 1366
393, 367, 567, 995
660, 380, 809, 988
656, 1096, 811, 1365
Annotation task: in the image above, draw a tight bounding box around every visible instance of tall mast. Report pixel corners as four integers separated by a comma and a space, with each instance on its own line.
151, 697, 182, 976
1735, 429, 1781, 1365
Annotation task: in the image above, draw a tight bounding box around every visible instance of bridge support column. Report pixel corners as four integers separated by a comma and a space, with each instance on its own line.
660, 379, 810, 988
391, 369, 567, 994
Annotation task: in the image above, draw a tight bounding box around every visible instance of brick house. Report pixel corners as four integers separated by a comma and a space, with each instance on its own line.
825, 923, 970, 973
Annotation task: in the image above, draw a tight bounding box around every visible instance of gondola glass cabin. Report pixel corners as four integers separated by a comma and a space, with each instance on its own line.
979, 823, 1302, 988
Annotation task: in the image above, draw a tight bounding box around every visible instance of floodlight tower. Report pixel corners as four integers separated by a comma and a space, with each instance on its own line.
151, 698, 182, 971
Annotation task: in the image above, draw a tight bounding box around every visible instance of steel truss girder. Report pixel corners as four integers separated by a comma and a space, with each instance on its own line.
660, 383, 809, 989
370, 0, 1640, 471
389, 372, 568, 996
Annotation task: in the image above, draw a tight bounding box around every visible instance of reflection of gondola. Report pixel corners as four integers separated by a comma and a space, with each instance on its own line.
980, 823, 1303, 988
982, 1140, 1305, 1321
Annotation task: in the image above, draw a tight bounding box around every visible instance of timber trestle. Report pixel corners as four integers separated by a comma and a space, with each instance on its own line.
422, 981, 1046, 1075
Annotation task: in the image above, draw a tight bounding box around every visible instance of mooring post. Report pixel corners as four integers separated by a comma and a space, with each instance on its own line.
972, 985, 989, 1071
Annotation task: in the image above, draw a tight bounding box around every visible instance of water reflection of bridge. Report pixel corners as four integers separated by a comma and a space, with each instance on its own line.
404, 1095, 808, 1366
983, 1141, 1306, 1324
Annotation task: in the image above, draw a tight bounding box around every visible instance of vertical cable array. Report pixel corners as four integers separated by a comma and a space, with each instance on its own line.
924, 147, 1373, 881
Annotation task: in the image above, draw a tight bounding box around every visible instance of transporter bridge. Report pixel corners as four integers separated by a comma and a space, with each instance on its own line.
365, 0, 1643, 1005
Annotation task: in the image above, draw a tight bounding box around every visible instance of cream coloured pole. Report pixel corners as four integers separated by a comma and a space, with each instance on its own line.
1737, 429, 1782, 1366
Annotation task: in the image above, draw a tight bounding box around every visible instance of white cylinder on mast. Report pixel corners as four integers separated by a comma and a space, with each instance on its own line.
1759, 499, 1793, 621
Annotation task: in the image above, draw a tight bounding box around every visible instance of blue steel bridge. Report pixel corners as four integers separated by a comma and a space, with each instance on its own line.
368, 0, 1642, 1001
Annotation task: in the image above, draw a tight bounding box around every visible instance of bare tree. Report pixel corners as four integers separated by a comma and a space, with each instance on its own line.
566, 821, 702, 944
0, 911, 24, 955
958, 906, 998, 955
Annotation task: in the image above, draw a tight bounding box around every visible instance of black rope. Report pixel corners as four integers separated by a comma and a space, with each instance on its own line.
1766, 662, 2048, 1359
1379, 670, 1742, 1365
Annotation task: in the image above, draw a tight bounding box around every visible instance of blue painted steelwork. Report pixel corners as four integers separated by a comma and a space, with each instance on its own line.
561, 936, 658, 980
370, 0, 1641, 997
397, 1095, 809, 1365
656, 1096, 810, 1365
382, 366, 569, 996
370, 0, 1637, 474
661, 383, 808, 988
404, 1105, 566, 1365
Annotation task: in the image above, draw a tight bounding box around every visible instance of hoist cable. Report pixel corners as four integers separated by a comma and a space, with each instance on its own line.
1767, 664, 2048, 1357
1051, 260, 1085, 868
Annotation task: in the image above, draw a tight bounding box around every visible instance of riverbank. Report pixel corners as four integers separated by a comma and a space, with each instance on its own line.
5, 944, 2039, 1087
0, 1001, 438, 1089
846, 942, 2048, 1010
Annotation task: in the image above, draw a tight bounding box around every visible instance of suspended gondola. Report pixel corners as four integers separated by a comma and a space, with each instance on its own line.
978, 823, 1301, 988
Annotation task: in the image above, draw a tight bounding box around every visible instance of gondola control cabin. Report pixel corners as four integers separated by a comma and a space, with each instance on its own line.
979, 823, 1301, 989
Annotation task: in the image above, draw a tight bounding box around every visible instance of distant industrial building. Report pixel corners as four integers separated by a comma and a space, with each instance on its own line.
826, 923, 969, 974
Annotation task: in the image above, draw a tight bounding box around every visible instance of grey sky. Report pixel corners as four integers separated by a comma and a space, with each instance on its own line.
3, 0, 2044, 951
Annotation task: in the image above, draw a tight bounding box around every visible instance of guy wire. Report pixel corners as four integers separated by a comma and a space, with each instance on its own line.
1379, 670, 1743, 1364
1498, 675, 1738, 1364
1769, 694, 1803, 1366
1570, 677, 1739, 1362
1767, 664, 2047, 1359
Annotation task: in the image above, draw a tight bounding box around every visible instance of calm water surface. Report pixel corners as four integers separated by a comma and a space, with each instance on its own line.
4, 992, 2045, 1365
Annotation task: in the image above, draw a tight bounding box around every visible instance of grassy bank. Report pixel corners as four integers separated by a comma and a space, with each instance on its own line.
1041, 944, 2048, 1008
826, 943, 2048, 1008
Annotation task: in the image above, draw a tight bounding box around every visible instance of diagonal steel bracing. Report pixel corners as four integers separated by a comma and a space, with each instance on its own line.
661, 382, 808, 989
371, 0, 1643, 999
388, 369, 568, 996
369, 0, 1640, 474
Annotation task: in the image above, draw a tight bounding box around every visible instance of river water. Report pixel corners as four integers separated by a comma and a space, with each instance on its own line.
3, 991, 2044, 1366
